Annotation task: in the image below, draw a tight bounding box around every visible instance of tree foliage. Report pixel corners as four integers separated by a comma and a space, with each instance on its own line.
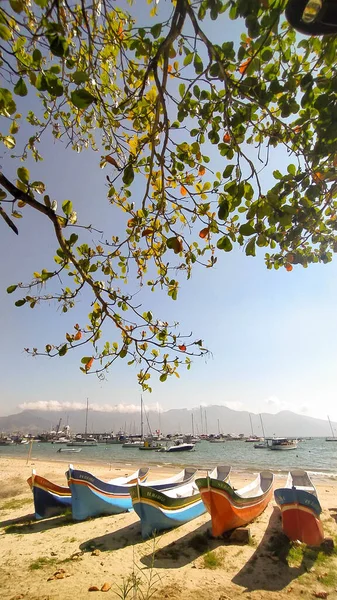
0, 0, 337, 388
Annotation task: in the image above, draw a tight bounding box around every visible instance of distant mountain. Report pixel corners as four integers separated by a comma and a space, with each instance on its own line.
0, 405, 335, 437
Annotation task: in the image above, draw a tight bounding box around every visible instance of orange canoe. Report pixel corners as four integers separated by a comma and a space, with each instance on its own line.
196, 470, 274, 537
274, 470, 324, 546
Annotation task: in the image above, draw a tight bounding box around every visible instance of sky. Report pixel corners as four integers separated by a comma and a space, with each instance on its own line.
1, 2, 337, 424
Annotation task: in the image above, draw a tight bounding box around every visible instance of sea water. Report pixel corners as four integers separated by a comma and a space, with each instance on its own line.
1, 438, 337, 477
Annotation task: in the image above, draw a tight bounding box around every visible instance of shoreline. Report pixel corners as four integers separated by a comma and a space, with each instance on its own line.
2, 454, 337, 484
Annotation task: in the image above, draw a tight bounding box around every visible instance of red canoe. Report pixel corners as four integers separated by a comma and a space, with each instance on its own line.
196, 471, 274, 537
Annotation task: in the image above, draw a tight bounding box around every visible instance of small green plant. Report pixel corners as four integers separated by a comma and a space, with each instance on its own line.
1, 497, 32, 511
203, 550, 223, 570
318, 568, 337, 587
29, 557, 58, 571
115, 538, 161, 600
287, 543, 305, 566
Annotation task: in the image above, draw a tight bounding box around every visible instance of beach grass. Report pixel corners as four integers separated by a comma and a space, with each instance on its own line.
1, 497, 32, 511
29, 557, 58, 571
203, 550, 223, 569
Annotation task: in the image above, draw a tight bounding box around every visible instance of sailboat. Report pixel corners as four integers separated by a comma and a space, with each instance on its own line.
326, 415, 337, 441
254, 414, 269, 449
67, 399, 97, 446
245, 413, 262, 442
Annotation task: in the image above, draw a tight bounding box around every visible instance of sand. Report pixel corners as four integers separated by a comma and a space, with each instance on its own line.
1, 456, 337, 600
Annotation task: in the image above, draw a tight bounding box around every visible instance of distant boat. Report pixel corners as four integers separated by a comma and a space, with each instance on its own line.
130, 466, 231, 539
196, 470, 274, 537
27, 470, 71, 519
139, 440, 163, 451
254, 415, 269, 448
274, 470, 324, 546
67, 466, 197, 521
326, 415, 337, 441
269, 438, 298, 450
158, 440, 195, 453
57, 447, 82, 453
122, 440, 144, 448
0, 437, 14, 446
67, 398, 97, 446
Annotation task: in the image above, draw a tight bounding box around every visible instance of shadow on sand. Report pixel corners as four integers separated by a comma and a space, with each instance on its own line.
79, 520, 144, 552
232, 507, 321, 592
328, 508, 337, 524
1, 512, 76, 533
140, 521, 224, 569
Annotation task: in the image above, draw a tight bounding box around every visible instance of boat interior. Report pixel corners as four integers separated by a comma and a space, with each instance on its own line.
286, 469, 317, 495
234, 471, 274, 498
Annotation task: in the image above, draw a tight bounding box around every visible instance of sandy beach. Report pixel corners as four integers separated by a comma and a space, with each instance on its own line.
1, 456, 337, 600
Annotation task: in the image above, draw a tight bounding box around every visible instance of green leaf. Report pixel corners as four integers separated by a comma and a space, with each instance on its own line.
70, 89, 96, 109
0, 24, 11, 41
32, 48, 42, 64
15, 299, 26, 307
183, 53, 193, 67
62, 199, 73, 216
34, 0, 48, 6
58, 344, 68, 356
0, 189, 7, 200
3, 135, 15, 149
0, 88, 16, 116
10, 120, 19, 134
81, 356, 92, 364
30, 181, 46, 194
159, 373, 167, 382
7, 284, 17, 294
9, 0, 24, 13
17, 167, 29, 184
218, 199, 229, 221
122, 165, 134, 185
245, 236, 256, 257
193, 54, 204, 75
287, 164, 296, 176
47, 33, 69, 58
13, 77, 28, 97
179, 83, 185, 97
72, 71, 89, 84
69, 233, 78, 245
151, 23, 161, 38
239, 223, 256, 236
119, 348, 127, 358
217, 236, 233, 252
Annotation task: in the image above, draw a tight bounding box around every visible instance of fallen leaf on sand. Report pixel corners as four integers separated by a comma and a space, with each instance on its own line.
89, 586, 100, 592
101, 582, 112, 592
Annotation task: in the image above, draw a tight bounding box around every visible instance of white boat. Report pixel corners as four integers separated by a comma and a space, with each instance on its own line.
269, 438, 298, 450
122, 440, 144, 448
67, 439, 97, 447
57, 447, 82, 453
159, 440, 195, 453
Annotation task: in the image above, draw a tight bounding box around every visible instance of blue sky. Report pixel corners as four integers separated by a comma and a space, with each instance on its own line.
1, 2, 337, 424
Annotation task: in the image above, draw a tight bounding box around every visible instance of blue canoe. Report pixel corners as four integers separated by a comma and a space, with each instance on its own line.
130, 465, 231, 539
27, 470, 72, 520
67, 465, 197, 521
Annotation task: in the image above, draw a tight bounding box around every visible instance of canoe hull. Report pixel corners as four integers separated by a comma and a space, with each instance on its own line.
68, 468, 148, 520
196, 474, 273, 537
130, 485, 205, 539
27, 475, 71, 520
274, 488, 324, 546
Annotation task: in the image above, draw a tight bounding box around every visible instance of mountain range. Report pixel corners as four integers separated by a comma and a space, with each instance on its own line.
0, 406, 335, 438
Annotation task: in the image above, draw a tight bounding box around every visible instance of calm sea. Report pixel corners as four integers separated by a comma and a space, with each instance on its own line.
1, 438, 337, 477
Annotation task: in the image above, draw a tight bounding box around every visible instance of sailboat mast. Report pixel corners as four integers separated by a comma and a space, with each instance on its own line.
141, 395, 144, 440
205, 409, 208, 436
191, 413, 195, 437
200, 406, 203, 435
85, 398, 89, 438
217, 419, 220, 435
328, 415, 335, 438
249, 413, 254, 437
259, 414, 266, 438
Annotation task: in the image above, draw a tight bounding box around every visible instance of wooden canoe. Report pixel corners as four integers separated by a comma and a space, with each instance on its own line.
27, 469, 71, 520
274, 470, 324, 546
130, 466, 231, 539
196, 470, 274, 537
67, 465, 196, 520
